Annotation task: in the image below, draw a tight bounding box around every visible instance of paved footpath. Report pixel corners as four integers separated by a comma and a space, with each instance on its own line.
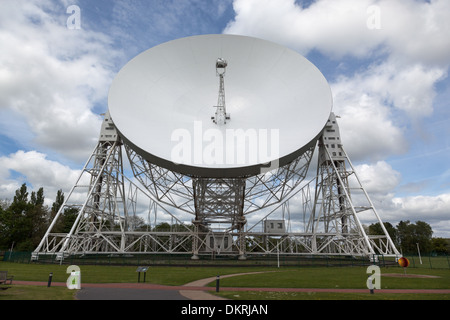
14, 273, 450, 300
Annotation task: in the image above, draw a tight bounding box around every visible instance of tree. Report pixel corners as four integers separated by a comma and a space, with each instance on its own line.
432, 237, 449, 254
414, 221, 433, 253
0, 184, 31, 250
153, 222, 172, 232
51, 189, 64, 219
24, 187, 48, 251
0, 184, 50, 251
368, 221, 399, 253
396, 220, 433, 254
59, 207, 78, 234
30, 188, 45, 206
0, 205, 7, 249
368, 222, 397, 241
48, 190, 80, 234
127, 215, 147, 231
49, 189, 65, 233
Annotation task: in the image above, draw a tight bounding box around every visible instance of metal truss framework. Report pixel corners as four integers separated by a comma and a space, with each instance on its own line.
125, 144, 314, 219
32, 113, 400, 262
293, 144, 399, 257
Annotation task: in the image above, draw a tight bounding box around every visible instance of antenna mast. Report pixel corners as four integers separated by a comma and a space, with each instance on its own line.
212, 58, 230, 125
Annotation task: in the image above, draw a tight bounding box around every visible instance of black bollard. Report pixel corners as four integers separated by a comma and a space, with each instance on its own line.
216, 275, 220, 292
367, 276, 374, 294
48, 272, 53, 287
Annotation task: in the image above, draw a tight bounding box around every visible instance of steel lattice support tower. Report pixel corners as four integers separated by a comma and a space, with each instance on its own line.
306, 113, 399, 257
32, 112, 130, 261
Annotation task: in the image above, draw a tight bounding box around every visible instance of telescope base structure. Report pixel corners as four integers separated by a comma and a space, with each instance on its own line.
32, 114, 400, 262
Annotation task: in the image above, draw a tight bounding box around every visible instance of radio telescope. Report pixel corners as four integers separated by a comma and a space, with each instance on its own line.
33, 34, 399, 262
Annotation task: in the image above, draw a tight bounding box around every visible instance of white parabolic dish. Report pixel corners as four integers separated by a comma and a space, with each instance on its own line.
108, 34, 332, 178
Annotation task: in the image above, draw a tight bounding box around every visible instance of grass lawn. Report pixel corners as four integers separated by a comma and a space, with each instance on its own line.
0, 285, 76, 300
216, 290, 450, 300
209, 267, 450, 289
210, 266, 450, 300
0, 261, 270, 285
1, 261, 449, 300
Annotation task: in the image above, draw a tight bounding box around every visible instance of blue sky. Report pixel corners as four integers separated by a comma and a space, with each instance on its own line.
0, 0, 449, 236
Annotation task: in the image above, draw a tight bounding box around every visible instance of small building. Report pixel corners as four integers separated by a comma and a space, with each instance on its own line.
264, 220, 286, 234
204, 233, 233, 252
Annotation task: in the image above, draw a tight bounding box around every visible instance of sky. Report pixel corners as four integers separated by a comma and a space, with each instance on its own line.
0, 0, 449, 237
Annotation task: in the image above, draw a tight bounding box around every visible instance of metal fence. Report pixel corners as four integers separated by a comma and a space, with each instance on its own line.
2, 251, 449, 269
398, 254, 450, 269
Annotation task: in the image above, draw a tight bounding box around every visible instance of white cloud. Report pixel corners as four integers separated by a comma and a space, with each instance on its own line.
391, 193, 450, 220
0, 150, 83, 205
372, 193, 450, 237
379, 0, 450, 67
347, 162, 450, 236
0, 0, 119, 162
354, 161, 401, 195
224, 0, 450, 161
329, 60, 445, 160
332, 81, 408, 162
225, 0, 450, 66
352, 62, 447, 118
225, 0, 379, 57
